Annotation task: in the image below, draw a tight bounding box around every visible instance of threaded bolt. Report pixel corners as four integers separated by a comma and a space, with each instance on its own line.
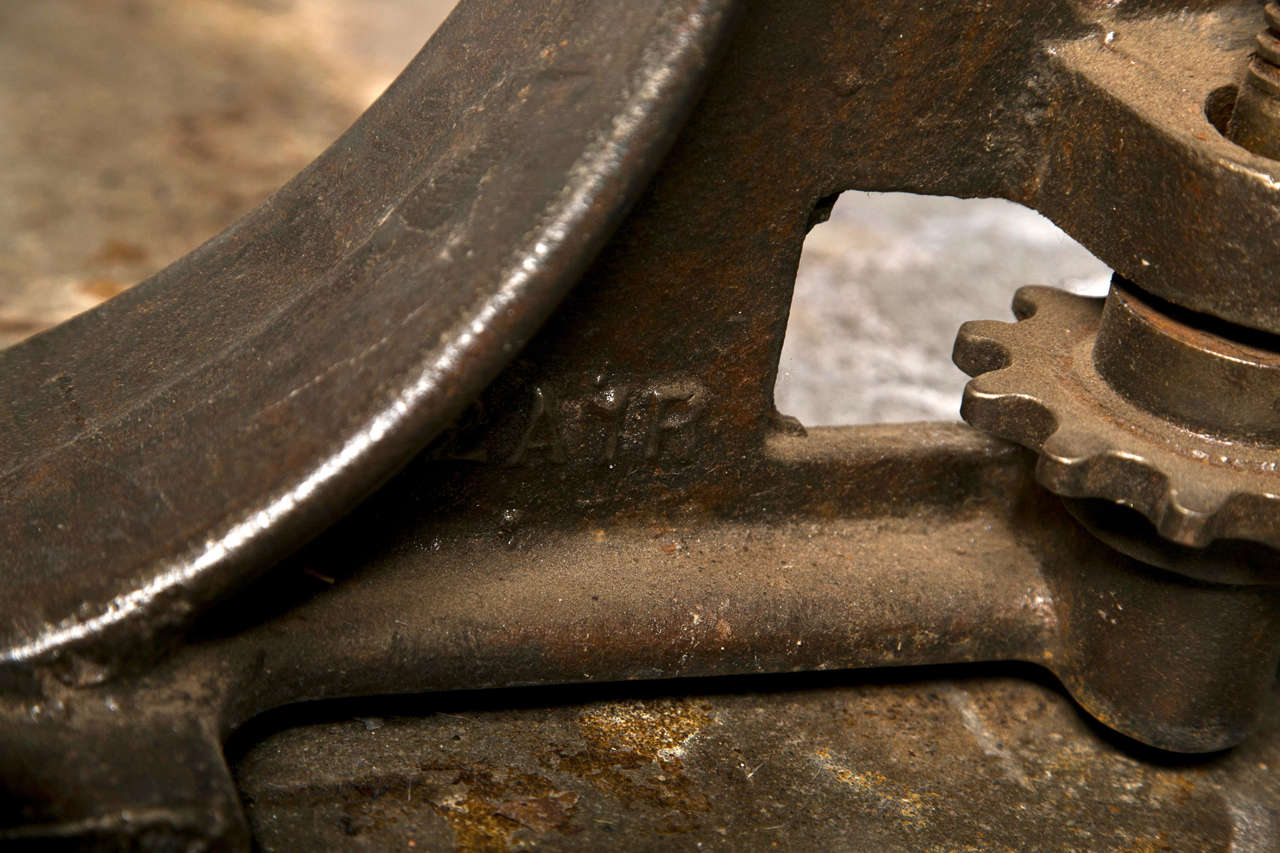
1227, 2, 1280, 158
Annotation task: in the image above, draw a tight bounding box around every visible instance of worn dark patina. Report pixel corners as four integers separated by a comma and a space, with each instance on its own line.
0, 0, 737, 676
231, 673, 1280, 851
3, 0, 1280, 848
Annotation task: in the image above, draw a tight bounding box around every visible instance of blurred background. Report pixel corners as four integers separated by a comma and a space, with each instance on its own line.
0, 0, 1111, 425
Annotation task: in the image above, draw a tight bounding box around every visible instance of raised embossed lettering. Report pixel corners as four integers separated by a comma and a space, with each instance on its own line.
507, 386, 568, 465
643, 380, 706, 459
586, 385, 631, 461
495, 376, 708, 466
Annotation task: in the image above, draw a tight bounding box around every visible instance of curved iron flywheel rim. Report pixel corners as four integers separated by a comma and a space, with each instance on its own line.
0, 0, 739, 675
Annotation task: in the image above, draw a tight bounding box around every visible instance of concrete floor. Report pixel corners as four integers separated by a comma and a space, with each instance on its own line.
0, 0, 1111, 426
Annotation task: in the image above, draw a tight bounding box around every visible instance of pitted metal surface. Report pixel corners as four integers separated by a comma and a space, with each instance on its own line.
0, 0, 738, 674
232, 674, 1280, 852
3, 1, 1280, 849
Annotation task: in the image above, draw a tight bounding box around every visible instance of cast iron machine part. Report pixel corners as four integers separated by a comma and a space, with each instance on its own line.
3, 0, 1280, 847
1228, 1, 1280, 158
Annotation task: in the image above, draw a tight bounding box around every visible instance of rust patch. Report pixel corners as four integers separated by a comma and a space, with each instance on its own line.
424, 766, 580, 853
812, 747, 942, 828
552, 699, 715, 831
1146, 772, 1199, 807
575, 699, 713, 761
494, 790, 579, 833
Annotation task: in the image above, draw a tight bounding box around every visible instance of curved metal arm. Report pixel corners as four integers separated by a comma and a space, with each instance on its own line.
4, 1, 1280, 847
0, 0, 738, 675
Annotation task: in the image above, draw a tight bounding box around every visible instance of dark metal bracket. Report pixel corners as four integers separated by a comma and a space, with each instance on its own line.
3, 0, 1280, 847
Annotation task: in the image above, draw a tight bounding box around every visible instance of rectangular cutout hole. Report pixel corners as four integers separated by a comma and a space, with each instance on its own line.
775, 192, 1111, 426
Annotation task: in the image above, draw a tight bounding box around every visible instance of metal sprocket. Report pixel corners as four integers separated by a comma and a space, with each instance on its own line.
953, 284, 1280, 557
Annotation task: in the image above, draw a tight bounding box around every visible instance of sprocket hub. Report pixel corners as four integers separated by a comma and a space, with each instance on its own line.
954, 280, 1280, 580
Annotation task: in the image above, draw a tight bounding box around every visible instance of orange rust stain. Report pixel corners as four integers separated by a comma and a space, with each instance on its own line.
575, 699, 712, 761
554, 699, 716, 831
424, 766, 580, 853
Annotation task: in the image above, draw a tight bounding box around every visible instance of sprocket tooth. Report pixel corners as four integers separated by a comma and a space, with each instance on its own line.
953, 320, 1016, 376
1037, 436, 1236, 549
1167, 481, 1232, 518
954, 282, 1280, 560
1208, 492, 1280, 553
1143, 481, 1241, 548
1152, 495, 1220, 549
960, 383, 1057, 447
1038, 447, 1170, 516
